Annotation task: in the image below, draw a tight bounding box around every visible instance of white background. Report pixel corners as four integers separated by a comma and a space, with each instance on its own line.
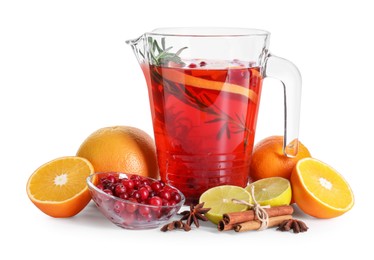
1, 0, 372, 259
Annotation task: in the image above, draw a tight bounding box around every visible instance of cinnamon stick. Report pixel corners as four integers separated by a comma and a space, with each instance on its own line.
217, 220, 235, 231
223, 205, 293, 225
234, 215, 293, 232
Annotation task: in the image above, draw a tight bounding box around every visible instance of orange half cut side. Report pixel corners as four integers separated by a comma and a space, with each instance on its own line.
26, 156, 95, 218
291, 158, 354, 218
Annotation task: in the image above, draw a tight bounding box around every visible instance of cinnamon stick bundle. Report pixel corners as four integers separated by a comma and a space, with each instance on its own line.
224, 205, 293, 225
218, 205, 294, 231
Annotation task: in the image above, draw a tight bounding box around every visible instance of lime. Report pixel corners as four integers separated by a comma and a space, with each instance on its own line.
245, 177, 292, 207
199, 185, 251, 224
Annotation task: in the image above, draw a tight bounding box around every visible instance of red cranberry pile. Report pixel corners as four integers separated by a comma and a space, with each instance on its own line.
95, 173, 183, 223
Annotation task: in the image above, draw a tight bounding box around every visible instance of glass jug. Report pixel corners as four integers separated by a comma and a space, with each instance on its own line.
127, 28, 301, 204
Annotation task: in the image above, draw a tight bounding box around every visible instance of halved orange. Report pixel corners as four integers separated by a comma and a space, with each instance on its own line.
291, 158, 354, 218
26, 156, 95, 218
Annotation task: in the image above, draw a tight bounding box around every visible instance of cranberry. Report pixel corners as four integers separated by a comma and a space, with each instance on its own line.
131, 190, 141, 201
152, 208, 162, 219
151, 182, 162, 192
138, 186, 150, 201
188, 63, 197, 68
106, 175, 116, 184
159, 181, 165, 188
113, 201, 126, 214
133, 180, 141, 189
141, 180, 151, 187
125, 198, 138, 213
170, 192, 182, 203
114, 184, 127, 196
148, 196, 162, 207
199, 61, 207, 67
159, 189, 171, 200
143, 185, 152, 193
122, 179, 134, 191
138, 206, 150, 217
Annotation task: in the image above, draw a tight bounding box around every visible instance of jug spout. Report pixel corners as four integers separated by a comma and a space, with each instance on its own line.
126, 35, 146, 65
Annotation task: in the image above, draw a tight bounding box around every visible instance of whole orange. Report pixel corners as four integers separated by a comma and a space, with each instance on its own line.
76, 126, 159, 179
249, 136, 311, 182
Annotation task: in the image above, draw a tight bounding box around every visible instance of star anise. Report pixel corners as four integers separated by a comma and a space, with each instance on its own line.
179, 202, 211, 228
160, 220, 191, 232
277, 219, 309, 233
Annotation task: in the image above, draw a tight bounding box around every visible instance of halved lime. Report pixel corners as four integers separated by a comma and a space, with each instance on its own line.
245, 177, 292, 207
199, 185, 251, 224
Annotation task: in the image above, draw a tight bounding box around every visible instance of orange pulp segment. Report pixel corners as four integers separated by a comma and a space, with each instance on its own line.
26, 156, 95, 218
291, 158, 354, 218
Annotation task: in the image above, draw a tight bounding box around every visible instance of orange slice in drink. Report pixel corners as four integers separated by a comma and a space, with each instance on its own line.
291, 158, 354, 218
160, 69, 258, 103
26, 156, 95, 218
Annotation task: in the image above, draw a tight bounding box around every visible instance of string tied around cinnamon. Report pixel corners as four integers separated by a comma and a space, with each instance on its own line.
232, 186, 270, 230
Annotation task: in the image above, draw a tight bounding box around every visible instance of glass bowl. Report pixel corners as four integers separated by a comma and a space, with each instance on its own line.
87, 172, 185, 230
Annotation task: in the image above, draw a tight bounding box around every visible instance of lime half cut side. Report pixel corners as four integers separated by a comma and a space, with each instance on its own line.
245, 177, 292, 207
199, 185, 251, 224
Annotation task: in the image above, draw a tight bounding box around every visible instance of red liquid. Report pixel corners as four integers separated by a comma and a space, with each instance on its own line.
143, 62, 263, 204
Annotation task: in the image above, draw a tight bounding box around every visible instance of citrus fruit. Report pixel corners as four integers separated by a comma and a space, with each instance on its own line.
26, 156, 95, 218
199, 185, 251, 224
245, 177, 292, 207
249, 136, 311, 181
76, 126, 159, 179
291, 158, 354, 218
161, 69, 258, 103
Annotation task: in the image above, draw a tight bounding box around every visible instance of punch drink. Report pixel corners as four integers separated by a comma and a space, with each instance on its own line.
145, 60, 263, 204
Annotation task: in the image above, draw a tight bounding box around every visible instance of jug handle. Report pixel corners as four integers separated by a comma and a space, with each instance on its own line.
263, 54, 302, 157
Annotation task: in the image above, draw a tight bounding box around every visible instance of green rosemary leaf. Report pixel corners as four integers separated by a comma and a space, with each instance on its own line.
175, 47, 188, 56
156, 46, 173, 58
154, 41, 163, 53
217, 123, 227, 140
148, 37, 155, 52
201, 93, 213, 104
226, 124, 231, 139
205, 118, 226, 123
232, 129, 246, 134
235, 113, 244, 125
